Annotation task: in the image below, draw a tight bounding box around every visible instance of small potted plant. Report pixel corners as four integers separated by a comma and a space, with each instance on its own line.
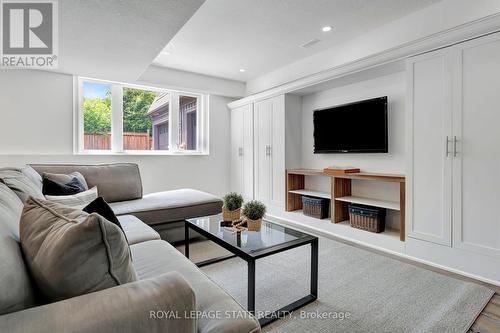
242, 200, 266, 231
222, 192, 244, 222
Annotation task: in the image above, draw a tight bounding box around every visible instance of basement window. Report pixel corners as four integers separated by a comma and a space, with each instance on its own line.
75, 77, 208, 155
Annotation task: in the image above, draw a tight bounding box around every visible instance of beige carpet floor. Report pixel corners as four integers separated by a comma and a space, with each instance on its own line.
177, 237, 493, 333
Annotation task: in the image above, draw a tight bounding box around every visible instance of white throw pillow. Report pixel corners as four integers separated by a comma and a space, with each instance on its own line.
45, 187, 98, 209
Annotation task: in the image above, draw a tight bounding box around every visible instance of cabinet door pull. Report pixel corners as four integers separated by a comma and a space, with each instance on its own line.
445, 136, 451, 157
238, 147, 243, 156
453, 136, 458, 157
265, 145, 272, 156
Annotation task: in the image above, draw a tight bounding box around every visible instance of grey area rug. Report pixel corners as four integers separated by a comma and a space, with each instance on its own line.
179, 237, 493, 333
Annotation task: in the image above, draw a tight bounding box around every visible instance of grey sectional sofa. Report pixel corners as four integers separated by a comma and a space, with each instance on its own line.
30, 163, 223, 243
0, 163, 261, 333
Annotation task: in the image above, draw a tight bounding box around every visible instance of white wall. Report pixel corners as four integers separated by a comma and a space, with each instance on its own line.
0, 70, 233, 196
300, 71, 406, 228
301, 71, 406, 174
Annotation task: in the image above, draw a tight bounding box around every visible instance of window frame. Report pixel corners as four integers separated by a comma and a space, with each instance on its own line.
74, 77, 209, 155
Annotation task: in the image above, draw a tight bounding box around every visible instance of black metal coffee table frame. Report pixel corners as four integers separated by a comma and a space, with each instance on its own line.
184, 219, 319, 327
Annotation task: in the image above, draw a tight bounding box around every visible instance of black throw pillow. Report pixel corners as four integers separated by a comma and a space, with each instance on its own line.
82, 197, 123, 232
42, 177, 86, 196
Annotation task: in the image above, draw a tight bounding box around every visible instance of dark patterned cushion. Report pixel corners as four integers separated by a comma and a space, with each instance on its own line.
42, 177, 86, 196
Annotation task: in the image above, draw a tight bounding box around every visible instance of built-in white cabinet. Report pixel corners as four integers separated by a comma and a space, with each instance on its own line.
254, 95, 285, 206
230, 103, 254, 200
407, 49, 453, 246
452, 33, 500, 258
407, 32, 500, 258
230, 94, 301, 207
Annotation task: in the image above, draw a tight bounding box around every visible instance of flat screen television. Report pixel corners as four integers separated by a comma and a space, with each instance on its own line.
313, 96, 388, 154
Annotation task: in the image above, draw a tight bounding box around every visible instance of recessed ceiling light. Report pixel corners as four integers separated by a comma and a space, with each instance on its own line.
239, 68, 246, 72
322, 26, 332, 32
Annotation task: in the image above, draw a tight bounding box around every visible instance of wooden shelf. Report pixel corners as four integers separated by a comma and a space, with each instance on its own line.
287, 168, 405, 183
286, 168, 406, 241
286, 169, 327, 176
335, 196, 400, 211
288, 189, 331, 199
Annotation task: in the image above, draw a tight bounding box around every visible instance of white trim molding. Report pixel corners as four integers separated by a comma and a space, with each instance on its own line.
75, 77, 209, 155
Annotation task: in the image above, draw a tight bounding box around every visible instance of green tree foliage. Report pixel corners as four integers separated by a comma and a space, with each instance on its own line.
123, 88, 156, 134
83, 91, 111, 134
83, 87, 157, 135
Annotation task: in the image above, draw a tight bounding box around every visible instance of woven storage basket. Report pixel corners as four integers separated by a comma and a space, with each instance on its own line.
246, 218, 262, 231
222, 207, 241, 222
302, 196, 330, 219
348, 204, 386, 233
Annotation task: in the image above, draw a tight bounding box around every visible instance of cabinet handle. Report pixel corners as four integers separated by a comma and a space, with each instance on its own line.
453, 136, 458, 157
445, 136, 451, 157
265, 145, 272, 156
266, 145, 272, 156
238, 147, 243, 156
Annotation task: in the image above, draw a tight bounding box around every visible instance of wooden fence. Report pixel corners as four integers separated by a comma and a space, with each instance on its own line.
84, 132, 152, 150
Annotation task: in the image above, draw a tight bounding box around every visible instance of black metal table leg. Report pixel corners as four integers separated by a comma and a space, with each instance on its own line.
248, 259, 256, 315
311, 238, 319, 297
184, 222, 190, 259
257, 239, 319, 327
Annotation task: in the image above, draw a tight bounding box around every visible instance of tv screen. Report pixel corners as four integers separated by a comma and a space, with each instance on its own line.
313, 96, 388, 153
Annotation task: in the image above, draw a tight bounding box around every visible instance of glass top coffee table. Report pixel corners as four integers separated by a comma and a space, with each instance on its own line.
184, 214, 318, 327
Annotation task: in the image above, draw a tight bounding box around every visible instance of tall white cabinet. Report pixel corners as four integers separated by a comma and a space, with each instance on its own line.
407, 49, 453, 246
230, 103, 254, 200
452, 33, 500, 258
230, 94, 301, 207
407, 32, 500, 258
254, 96, 285, 206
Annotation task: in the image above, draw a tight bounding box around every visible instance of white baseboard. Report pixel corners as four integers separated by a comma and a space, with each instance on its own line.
266, 209, 500, 288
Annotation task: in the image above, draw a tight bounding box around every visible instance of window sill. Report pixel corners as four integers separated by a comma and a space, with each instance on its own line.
74, 150, 209, 156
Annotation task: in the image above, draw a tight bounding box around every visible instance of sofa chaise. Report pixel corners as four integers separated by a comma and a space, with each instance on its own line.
0, 163, 260, 333
30, 163, 223, 243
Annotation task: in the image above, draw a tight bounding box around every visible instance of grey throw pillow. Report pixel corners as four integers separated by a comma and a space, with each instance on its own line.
20, 166, 43, 192
0, 183, 35, 315
0, 169, 44, 203
20, 198, 137, 302
43, 172, 89, 191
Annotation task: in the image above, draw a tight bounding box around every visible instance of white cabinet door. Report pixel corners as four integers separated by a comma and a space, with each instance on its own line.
230, 104, 254, 200
254, 95, 286, 206
230, 106, 244, 195
452, 33, 500, 258
271, 96, 285, 206
407, 49, 453, 246
254, 98, 273, 203
242, 104, 254, 200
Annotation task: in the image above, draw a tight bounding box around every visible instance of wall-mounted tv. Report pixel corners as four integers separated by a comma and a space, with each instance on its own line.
313, 96, 388, 154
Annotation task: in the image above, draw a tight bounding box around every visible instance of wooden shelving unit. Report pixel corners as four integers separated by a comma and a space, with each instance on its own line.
286, 169, 406, 241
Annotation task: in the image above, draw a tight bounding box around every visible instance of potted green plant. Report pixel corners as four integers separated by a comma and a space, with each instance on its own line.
242, 200, 266, 231
222, 192, 244, 222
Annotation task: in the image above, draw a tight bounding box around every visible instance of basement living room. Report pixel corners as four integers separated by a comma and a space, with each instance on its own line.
1, 1, 500, 332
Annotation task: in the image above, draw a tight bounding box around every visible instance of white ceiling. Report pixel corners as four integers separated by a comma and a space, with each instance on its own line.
153, 0, 441, 81
57, 0, 205, 82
